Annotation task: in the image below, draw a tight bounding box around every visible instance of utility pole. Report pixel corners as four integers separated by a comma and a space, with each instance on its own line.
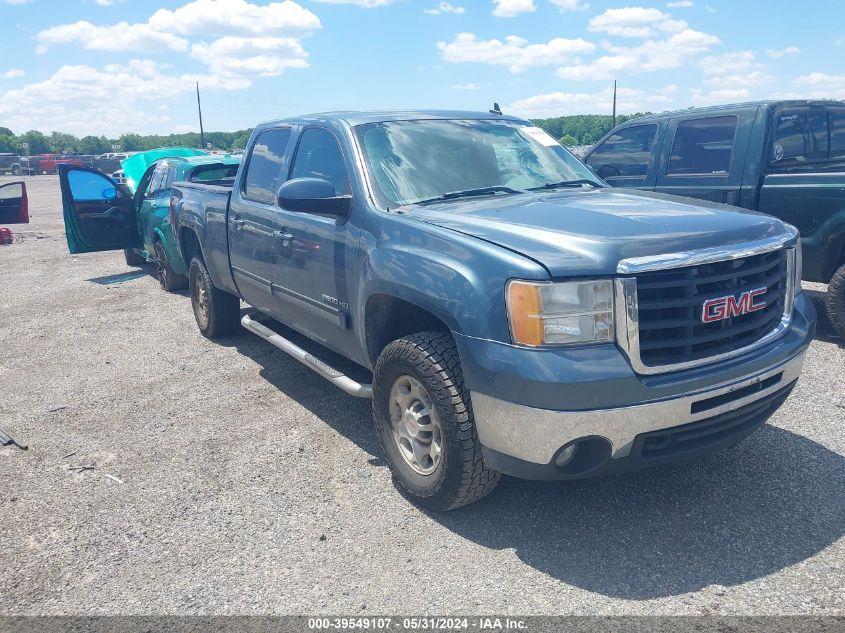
612, 80, 617, 129
196, 82, 205, 150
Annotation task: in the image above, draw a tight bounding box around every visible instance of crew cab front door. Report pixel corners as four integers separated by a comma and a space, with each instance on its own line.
274, 126, 360, 358
0, 181, 29, 224
59, 165, 139, 254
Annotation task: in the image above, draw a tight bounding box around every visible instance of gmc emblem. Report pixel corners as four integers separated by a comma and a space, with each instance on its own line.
702, 287, 767, 323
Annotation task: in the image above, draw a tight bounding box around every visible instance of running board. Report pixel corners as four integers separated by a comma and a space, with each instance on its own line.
241, 314, 373, 398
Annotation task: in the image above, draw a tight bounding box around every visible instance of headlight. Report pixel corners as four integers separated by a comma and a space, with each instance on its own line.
793, 239, 803, 297
506, 279, 615, 347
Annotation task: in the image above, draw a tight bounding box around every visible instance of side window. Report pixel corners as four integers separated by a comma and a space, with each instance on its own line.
243, 128, 292, 204
667, 116, 737, 176
67, 170, 117, 200
162, 164, 177, 193
770, 109, 831, 164
290, 128, 351, 195
831, 109, 845, 160
586, 124, 657, 179
146, 163, 167, 198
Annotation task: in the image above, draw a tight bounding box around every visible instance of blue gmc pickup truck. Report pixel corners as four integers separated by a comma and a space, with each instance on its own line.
64, 110, 815, 509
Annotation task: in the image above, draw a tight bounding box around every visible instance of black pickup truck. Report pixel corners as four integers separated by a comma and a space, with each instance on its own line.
584, 100, 845, 337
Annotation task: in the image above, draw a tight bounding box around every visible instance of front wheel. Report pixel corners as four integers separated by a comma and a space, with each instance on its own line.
825, 261, 845, 339
372, 332, 500, 511
188, 257, 240, 339
11, 165, 21, 176
154, 241, 187, 292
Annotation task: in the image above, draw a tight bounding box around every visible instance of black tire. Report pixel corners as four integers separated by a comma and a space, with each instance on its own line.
188, 257, 240, 339
123, 248, 146, 266
11, 165, 21, 176
372, 331, 500, 511
154, 241, 187, 292
825, 261, 845, 339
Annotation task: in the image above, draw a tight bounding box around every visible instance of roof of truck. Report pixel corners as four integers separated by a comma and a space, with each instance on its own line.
621, 99, 845, 125
261, 110, 527, 127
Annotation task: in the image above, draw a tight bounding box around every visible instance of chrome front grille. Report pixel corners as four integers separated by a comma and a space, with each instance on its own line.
615, 236, 797, 375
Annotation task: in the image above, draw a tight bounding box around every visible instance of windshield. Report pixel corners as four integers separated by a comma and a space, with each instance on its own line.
354, 119, 602, 209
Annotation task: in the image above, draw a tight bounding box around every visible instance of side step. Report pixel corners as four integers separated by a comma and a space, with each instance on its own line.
241, 314, 373, 399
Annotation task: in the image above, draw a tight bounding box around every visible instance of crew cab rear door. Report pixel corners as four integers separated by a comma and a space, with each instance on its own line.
59, 165, 139, 254
0, 181, 29, 224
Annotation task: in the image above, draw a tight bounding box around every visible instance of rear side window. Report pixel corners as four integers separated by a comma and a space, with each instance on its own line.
289, 128, 351, 195
771, 109, 832, 164
146, 163, 168, 197
831, 110, 845, 159
668, 116, 737, 176
586, 124, 657, 179
190, 164, 239, 182
243, 128, 292, 204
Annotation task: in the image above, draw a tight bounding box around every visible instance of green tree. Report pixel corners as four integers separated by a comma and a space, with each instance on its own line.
559, 134, 578, 146
78, 135, 111, 155
0, 133, 22, 153
0, 127, 15, 137
19, 130, 49, 154
49, 131, 79, 154
117, 133, 144, 151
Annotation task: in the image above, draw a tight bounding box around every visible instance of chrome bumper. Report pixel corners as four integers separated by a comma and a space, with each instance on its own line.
471, 351, 805, 465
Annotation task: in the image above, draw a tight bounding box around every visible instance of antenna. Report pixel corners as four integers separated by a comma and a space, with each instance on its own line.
489, 102, 502, 115
196, 82, 205, 150
612, 80, 617, 129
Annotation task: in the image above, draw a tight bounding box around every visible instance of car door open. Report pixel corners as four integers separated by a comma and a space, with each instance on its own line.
59, 165, 139, 254
0, 181, 29, 224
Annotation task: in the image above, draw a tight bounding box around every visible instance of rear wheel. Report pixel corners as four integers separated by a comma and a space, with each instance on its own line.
123, 248, 146, 266
188, 257, 240, 338
825, 261, 845, 339
11, 165, 21, 176
154, 241, 187, 292
372, 332, 500, 511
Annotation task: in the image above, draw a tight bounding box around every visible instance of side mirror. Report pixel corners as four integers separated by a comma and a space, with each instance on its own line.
277, 178, 351, 216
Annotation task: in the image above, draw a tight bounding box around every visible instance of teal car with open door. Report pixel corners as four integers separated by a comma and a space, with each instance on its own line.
59, 151, 241, 292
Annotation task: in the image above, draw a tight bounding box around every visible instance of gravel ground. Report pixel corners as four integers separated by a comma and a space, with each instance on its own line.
0, 176, 843, 615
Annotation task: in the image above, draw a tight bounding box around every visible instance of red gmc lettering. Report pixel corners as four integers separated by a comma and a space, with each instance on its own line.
702, 288, 767, 323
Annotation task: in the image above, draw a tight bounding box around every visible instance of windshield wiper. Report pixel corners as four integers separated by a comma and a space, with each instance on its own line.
414, 186, 525, 204
529, 179, 603, 190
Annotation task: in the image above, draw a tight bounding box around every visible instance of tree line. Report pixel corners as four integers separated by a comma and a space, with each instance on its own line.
0, 128, 253, 155
530, 113, 651, 146
0, 113, 651, 156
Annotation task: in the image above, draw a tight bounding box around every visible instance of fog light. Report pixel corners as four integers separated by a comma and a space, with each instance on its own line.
554, 444, 578, 467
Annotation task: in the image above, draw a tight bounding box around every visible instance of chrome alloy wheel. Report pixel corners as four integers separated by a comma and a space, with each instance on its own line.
388, 375, 443, 475
194, 277, 209, 327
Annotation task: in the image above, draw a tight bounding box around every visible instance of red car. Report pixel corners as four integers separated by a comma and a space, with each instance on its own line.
30, 154, 83, 174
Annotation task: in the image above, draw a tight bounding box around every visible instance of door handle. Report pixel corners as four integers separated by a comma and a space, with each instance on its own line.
230, 216, 244, 230
274, 229, 294, 247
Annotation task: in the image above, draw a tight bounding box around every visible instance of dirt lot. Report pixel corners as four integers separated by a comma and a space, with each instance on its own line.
1, 175, 843, 615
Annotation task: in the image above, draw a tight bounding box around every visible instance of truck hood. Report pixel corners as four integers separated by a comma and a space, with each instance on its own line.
408, 188, 792, 277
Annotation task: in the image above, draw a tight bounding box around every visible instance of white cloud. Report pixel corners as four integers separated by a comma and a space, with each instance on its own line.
666, 0, 693, 6
94, 0, 124, 6
689, 87, 751, 105
0, 62, 249, 136
705, 70, 772, 87
550, 0, 589, 11
492, 0, 535, 18
4, 0, 33, 5
37, 0, 321, 53
588, 7, 687, 38
1, 69, 25, 79
149, 0, 321, 36
438, 32, 595, 73
451, 82, 479, 90
699, 51, 758, 75
558, 28, 719, 80
509, 85, 676, 118
37, 20, 191, 53
766, 46, 799, 59
794, 72, 845, 86
424, 2, 465, 15
191, 36, 310, 76
773, 73, 845, 100
310, 0, 394, 6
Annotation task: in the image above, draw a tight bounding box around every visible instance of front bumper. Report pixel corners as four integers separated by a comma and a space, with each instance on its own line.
459, 292, 815, 479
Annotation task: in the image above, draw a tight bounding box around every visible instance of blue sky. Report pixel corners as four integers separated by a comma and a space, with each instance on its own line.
0, 0, 843, 136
